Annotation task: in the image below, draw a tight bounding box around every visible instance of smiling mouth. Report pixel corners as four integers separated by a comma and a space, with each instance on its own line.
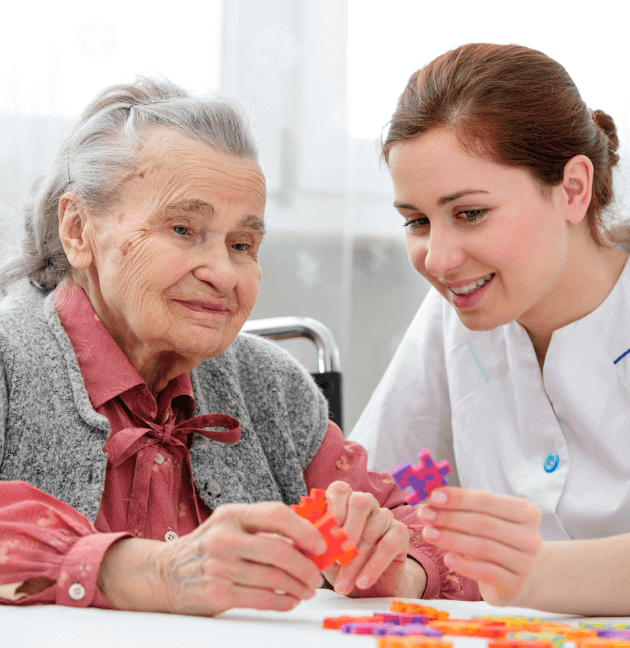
449, 273, 494, 295
176, 300, 229, 314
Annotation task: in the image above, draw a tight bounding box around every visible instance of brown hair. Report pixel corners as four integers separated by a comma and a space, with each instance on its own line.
383, 43, 619, 246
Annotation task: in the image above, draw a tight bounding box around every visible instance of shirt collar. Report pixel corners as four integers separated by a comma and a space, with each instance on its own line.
54, 281, 194, 411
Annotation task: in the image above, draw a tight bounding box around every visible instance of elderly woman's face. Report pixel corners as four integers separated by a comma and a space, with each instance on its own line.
81, 127, 265, 364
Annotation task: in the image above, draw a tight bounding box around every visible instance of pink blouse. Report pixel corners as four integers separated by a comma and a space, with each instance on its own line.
0, 284, 479, 607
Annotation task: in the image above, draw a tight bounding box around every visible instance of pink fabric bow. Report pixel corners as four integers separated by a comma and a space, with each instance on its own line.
103, 413, 241, 533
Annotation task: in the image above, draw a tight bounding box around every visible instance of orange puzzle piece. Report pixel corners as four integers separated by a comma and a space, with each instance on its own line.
291, 488, 328, 523
303, 512, 359, 570
291, 489, 359, 570
390, 600, 450, 621
431, 621, 509, 638
378, 638, 453, 648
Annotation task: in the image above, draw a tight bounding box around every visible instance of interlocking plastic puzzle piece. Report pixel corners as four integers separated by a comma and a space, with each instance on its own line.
581, 624, 630, 631
539, 626, 596, 641
390, 449, 452, 506
478, 617, 544, 625
575, 640, 630, 648
431, 621, 509, 638
379, 613, 431, 626
377, 624, 443, 637
323, 615, 378, 629
302, 511, 358, 570
597, 631, 630, 640
291, 490, 358, 570
477, 617, 545, 631
488, 640, 555, 648
291, 488, 328, 523
390, 600, 450, 620
340, 622, 382, 635
377, 637, 453, 648
509, 632, 565, 648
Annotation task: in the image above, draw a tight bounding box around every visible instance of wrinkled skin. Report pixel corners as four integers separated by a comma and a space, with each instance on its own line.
57, 128, 425, 614
59, 126, 265, 394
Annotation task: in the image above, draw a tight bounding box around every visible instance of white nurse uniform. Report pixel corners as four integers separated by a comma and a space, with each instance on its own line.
350, 258, 630, 541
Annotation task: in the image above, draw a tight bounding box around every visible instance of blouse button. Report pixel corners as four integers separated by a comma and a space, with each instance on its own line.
164, 531, 178, 542
204, 479, 222, 498
544, 452, 560, 473
68, 583, 86, 600
154, 453, 165, 465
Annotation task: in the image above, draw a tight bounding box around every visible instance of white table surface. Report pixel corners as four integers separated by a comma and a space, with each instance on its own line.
2, 590, 627, 648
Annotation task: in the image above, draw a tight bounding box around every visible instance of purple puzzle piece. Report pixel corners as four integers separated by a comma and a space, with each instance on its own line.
597, 630, 630, 639
341, 622, 397, 635
376, 624, 444, 637
390, 449, 452, 505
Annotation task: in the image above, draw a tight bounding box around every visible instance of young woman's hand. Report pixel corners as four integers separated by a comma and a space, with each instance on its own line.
322, 480, 426, 598
98, 501, 326, 616
417, 487, 542, 606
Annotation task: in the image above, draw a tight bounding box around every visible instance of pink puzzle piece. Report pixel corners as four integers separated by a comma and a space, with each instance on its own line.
390, 449, 451, 506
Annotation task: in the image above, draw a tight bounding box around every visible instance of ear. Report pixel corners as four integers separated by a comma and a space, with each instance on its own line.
561, 155, 593, 225
58, 193, 93, 270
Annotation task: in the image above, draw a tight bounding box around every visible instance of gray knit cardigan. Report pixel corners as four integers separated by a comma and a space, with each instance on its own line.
0, 285, 329, 523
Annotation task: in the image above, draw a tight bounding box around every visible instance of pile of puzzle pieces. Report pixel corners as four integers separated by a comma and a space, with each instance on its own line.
291, 488, 359, 570
322, 600, 630, 648
389, 449, 452, 506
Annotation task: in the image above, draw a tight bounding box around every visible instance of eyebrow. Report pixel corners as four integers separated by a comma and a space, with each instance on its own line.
164, 199, 266, 237
393, 189, 490, 210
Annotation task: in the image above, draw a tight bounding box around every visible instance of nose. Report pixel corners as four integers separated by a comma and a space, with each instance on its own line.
192, 243, 237, 294
422, 225, 466, 278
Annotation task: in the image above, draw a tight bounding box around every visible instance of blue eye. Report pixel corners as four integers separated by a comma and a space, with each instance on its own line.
173, 225, 189, 236
458, 209, 486, 224
231, 243, 249, 252
403, 217, 429, 229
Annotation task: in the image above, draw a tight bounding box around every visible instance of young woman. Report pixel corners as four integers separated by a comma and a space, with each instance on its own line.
350, 43, 630, 615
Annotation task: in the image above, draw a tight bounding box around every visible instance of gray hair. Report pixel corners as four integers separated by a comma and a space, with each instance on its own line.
0, 77, 259, 296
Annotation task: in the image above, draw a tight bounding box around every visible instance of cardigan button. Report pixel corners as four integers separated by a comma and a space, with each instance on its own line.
154, 453, 165, 465
164, 531, 178, 542
204, 479, 222, 498
544, 452, 560, 473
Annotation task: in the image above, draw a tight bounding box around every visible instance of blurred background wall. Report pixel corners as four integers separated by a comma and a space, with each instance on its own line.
1, 0, 628, 434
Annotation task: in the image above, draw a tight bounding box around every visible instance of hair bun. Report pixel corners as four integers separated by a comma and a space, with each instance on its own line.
592, 109, 619, 158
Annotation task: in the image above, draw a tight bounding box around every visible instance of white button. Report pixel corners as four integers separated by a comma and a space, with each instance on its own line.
204, 479, 222, 498
68, 583, 85, 600
164, 531, 178, 542
154, 453, 165, 465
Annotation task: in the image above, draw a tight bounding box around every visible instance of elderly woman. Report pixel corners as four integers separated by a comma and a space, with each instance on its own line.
0, 79, 474, 614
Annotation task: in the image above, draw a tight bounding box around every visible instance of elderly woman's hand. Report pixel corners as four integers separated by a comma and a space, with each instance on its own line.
417, 487, 542, 606
322, 481, 423, 598
97, 502, 326, 615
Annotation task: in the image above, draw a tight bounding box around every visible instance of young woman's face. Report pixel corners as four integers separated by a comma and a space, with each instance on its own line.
389, 128, 574, 332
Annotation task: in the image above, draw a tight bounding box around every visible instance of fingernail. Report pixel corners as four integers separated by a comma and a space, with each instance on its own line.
430, 490, 448, 504
335, 578, 350, 594
420, 506, 437, 521
316, 538, 327, 553
444, 553, 457, 566
356, 575, 370, 589
423, 526, 440, 540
